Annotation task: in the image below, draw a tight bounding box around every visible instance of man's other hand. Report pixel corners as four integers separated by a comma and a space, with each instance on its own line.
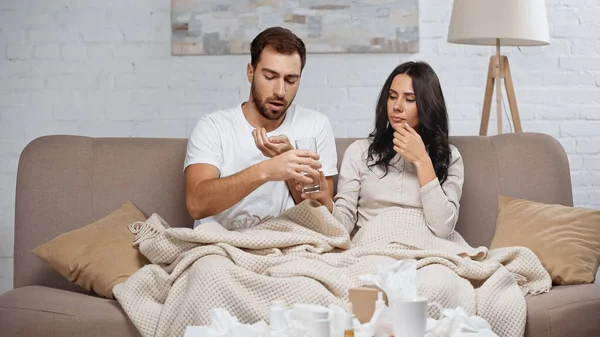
260, 149, 321, 183
252, 127, 294, 158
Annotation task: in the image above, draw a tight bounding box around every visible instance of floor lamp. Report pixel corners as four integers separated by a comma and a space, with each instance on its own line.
447, 0, 550, 136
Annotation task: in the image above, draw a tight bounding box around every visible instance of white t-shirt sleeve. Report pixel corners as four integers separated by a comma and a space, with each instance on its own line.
315, 115, 338, 177
184, 115, 224, 173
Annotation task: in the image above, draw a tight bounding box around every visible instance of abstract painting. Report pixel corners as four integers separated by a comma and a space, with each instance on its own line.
171, 0, 419, 55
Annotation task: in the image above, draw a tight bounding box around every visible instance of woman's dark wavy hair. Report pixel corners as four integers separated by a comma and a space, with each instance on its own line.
367, 61, 451, 184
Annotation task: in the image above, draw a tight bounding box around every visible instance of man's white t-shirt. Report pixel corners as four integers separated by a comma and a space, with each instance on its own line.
184, 103, 338, 230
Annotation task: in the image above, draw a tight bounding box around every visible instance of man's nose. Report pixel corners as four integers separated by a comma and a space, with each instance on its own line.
274, 80, 285, 98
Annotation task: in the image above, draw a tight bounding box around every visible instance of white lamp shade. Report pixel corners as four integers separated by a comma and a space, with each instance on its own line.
447, 0, 550, 46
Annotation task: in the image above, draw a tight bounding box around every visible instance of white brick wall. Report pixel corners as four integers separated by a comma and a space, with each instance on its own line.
0, 0, 599, 294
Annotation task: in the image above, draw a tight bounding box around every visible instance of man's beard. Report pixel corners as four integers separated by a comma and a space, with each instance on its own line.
251, 83, 293, 121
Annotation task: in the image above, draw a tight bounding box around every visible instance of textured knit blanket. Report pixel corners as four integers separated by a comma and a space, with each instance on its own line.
113, 200, 551, 337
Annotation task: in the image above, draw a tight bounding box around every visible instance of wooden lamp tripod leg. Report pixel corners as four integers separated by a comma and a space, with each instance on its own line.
503, 57, 522, 133
479, 57, 496, 136
479, 53, 522, 135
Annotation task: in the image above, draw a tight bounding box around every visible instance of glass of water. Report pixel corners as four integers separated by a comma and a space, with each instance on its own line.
294, 137, 320, 194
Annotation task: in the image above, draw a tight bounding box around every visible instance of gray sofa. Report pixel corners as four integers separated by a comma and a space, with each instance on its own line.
0, 133, 599, 337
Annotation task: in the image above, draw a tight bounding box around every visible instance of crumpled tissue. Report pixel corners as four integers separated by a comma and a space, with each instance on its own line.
353, 304, 394, 337
183, 308, 269, 337
358, 258, 418, 304
183, 303, 358, 337
425, 306, 499, 337
355, 259, 419, 337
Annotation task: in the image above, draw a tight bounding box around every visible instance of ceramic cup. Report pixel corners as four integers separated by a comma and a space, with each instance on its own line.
390, 297, 431, 337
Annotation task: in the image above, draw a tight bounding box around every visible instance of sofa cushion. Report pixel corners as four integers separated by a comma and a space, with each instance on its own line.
525, 283, 600, 337
490, 195, 600, 285
0, 285, 141, 337
31, 200, 148, 298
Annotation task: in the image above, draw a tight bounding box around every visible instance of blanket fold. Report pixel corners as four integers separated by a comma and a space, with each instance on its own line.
113, 200, 551, 337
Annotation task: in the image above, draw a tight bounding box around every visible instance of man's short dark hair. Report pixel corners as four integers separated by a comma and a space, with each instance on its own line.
250, 27, 306, 71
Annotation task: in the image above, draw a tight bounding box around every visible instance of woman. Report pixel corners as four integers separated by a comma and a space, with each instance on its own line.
300, 61, 464, 237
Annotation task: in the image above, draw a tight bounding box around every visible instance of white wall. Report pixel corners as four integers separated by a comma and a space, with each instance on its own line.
0, 0, 599, 294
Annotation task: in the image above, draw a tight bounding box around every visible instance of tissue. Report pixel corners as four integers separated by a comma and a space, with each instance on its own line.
425, 307, 499, 337
182, 308, 269, 337
285, 303, 328, 337
184, 304, 360, 337
358, 259, 418, 304
355, 259, 419, 337
327, 304, 352, 334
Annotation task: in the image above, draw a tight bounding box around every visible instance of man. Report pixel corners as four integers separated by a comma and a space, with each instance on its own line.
184, 27, 338, 230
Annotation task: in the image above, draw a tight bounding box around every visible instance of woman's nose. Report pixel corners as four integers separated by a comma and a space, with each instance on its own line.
394, 101, 404, 112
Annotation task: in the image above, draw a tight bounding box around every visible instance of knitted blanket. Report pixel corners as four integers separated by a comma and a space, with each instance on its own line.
113, 200, 551, 337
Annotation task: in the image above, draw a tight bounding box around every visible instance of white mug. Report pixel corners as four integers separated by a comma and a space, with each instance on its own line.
390, 297, 439, 337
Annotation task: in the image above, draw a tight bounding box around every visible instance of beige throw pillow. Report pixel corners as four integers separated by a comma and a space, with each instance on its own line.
490, 195, 600, 285
32, 200, 149, 299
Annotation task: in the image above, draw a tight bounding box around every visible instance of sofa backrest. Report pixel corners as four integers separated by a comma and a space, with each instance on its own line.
13, 133, 573, 291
